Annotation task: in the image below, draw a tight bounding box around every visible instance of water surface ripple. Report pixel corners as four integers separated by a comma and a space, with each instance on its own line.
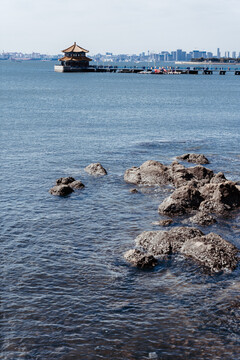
1, 61, 240, 359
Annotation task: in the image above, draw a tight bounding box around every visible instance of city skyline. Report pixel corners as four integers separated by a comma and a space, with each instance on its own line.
1, 0, 240, 54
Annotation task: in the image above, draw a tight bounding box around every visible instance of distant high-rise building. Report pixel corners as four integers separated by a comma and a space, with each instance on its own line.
225, 51, 230, 58
232, 51, 236, 58
217, 48, 221, 58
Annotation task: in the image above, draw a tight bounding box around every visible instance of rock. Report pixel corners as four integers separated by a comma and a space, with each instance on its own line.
124, 161, 215, 188
188, 211, 217, 226
49, 185, 74, 196
124, 249, 158, 269
135, 227, 203, 255
180, 233, 238, 272
187, 165, 214, 184
124, 167, 141, 184
138, 160, 170, 185
129, 188, 139, 193
158, 184, 203, 216
56, 176, 76, 185
131, 227, 238, 272
84, 163, 107, 176
124, 160, 170, 186
210, 172, 227, 184
70, 180, 85, 189
169, 161, 193, 188
177, 153, 210, 164
199, 181, 240, 215
152, 219, 173, 227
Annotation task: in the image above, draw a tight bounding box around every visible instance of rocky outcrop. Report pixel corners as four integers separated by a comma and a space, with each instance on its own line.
49, 177, 85, 196
124, 160, 170, 186
180, 232, 238, 272
84, 163, 107, 176
135, 227, 203, 255
158, 184, 204, 215
158, 181, 240, 217
124, 161, 215, 188
124, 249, 158, 269
177, 153, 209, 164
128, 227, 238, 272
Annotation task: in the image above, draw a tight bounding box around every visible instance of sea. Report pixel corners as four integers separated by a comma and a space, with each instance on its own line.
1, 61, 240, 360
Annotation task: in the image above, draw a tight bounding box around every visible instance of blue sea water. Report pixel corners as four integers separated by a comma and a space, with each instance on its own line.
1, 61, 240, 360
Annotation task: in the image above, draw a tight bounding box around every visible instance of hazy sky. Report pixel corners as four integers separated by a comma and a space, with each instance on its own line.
1, 0, 239, 55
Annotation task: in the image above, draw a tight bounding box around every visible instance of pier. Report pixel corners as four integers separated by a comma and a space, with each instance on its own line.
55, 42, 240, 75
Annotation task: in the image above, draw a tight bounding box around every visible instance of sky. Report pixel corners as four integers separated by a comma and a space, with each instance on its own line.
1, 0, 240, 55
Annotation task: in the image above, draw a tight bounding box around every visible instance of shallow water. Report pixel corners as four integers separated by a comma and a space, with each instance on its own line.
1, 61, 240, 359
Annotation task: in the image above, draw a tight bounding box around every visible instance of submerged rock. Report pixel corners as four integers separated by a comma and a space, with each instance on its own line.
130, 227, 238, 272
84, 163, 107, 176
49, 185, 74, 196
177, 153, 210, 164
152, 219, 173, 227
124, 249, 158, 269
130, 188, 139, 193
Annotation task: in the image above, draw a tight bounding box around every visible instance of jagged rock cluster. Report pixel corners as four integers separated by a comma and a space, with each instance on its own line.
124, 154, 240, 272
124, 159, 240, 221
49, 176, 85, 196
124, 227, 238, 273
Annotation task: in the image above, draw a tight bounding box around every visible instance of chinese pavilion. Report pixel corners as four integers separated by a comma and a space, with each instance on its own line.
55, 42, 93, 72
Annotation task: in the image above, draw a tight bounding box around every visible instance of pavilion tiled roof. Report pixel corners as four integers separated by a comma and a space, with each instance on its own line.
59, 56, 92, 62
62, 42, 89, 53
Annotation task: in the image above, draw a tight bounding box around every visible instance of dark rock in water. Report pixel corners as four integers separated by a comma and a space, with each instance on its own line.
84, 163, 107, 176
177, 153, 210, 164
49, 185, 74, 196
131, 226, 238, 272
56, 176, 76, 185
135, 227, 203, 255
152, 219, 173, 227
138, 160, 170, 185
124, 160, 216, 188
130, 188, 139, 193
187, 165, 214, 184
70, 180, 85, 189
169, 161, 194, 188
158, 184, 204, 216
187, 211, 217, 226
51, 177, 85, 195
124, 167, 141, 184
158, 180, 240, 217
199, 181, 240, 215
180, 232, 238, 272
124, 249, 158, 269
124, 160, 170, 186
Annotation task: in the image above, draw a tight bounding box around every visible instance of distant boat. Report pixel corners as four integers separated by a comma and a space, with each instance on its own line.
139, 70, 152, 74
